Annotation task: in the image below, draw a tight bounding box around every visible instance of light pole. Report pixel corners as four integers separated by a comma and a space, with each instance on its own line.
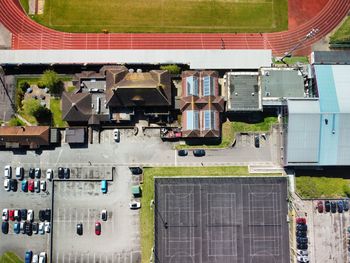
280, 28, 319, 64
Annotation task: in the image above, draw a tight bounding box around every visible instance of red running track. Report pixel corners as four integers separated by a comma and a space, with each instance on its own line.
0, 0, 349, 55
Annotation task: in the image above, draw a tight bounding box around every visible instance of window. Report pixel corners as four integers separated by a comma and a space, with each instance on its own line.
203, 76, 213, 96
186, 76, 199, 96
203, 110, 215, 130
186, 110, 199, 130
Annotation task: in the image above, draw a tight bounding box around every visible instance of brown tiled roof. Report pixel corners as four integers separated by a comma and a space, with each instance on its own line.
0, 126, 50, 148
61, 92, 92, 122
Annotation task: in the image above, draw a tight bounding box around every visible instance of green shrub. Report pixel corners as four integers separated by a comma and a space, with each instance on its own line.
160, 64, 181, 74
8, 117, 25, 127
40, 70, 63, 94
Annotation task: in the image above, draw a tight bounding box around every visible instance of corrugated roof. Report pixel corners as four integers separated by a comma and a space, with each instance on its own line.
311, 51, 350, 65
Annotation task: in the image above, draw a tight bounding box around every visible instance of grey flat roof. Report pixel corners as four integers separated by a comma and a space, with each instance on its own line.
65, 128, 86, 143
226, 72, 262, 111
154, 177, 290, 263
0, 49, 272, 69
311, 51, 350, 65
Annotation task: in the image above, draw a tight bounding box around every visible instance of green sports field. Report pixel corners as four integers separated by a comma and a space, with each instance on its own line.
31, 0, 288, 33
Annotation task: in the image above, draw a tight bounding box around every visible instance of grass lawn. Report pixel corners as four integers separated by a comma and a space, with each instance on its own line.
140, 166, 282, 263
330, 17, 350, 44
273, 56, 309, 65
296, 176, 350, 199
0, 251, 23, 263
177, 116, 278, 149
50, 98, 67, 127
31, 0, 287, 33
19, 0, 29, 13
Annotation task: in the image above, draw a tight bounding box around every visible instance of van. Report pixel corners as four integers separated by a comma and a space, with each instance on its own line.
15, 166, 24, 180
101, 180, 107, 194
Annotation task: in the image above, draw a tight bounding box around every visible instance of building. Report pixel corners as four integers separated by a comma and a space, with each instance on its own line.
311, 50, 350, 65
0, 126, 50, 149
225, 72, 262, 112
180, 71, 225, 138
259, 68, 305, 107
284, 64, 350, 166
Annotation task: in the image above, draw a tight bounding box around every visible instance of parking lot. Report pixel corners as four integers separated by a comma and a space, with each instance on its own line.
52, 166, 141, 263
293, 196, 349, 263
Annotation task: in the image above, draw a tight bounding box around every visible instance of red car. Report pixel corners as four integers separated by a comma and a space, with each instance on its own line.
95, 222, 101, 235
296, 217, 306, 225
28, 180, 34, 192
317, 200, 324, 213
9, 210, 14, 221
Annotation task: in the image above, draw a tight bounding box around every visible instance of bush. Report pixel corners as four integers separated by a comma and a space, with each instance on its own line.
343, 184, 350, 197
34, 107, 52, 124
160, 64, 181, 74
8, 117, 25, 126
15, 88, 24, 111
19, 81, 30, 92
40, 70, 63, 94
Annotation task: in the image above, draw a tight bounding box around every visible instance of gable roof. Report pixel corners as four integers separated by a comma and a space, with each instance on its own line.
0, 126, 50, 148
61, 92, 92, 122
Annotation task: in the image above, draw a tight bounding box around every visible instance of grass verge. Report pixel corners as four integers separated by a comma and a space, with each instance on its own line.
140, 166, 282, 263
273, 56, 309, 65
296, 176, 350, 199
330, 17, 350, 44
50, 98, 67, 127
19, 0, 29, 13
0, 251, 23, 263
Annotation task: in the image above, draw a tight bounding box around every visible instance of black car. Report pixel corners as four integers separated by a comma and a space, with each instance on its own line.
44, 209, 51, 222
331, 201, 337, 213
297, 237, 308, 244
39, 210, 45, 222
58, 167, 64, 179
77, 223, 83, 235
193, 149, 205, 157
296, 230, 307, 238
10, 179, 17, 192
29, 168, 35, 179
21, 209, 27, 221
296, 224, 307, 232
129, 167, 143, 175
2, 221, 9, 234
32, 222, 38, 234
25, 222, 32, 236
297, 243, 308, 250
325, 200, 331, 213
177, 150, 188, 157
63, 168, 70, 179
254, 135, 260, 148
344, 200, 349, 212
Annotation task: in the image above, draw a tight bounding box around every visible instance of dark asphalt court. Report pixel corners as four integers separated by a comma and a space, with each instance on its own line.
154, 177, 289, 263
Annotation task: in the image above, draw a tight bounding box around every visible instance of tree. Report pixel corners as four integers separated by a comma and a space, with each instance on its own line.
22, 98, 41, 116
40, 70, 63, 94
33, 107, 52, 124
160, 64, 181, 75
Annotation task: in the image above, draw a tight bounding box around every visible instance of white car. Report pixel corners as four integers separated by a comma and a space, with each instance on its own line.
113, 129, 120, 142
34, 180, 40, 192
32, 254, 39, 263
27, 210, 34, 222
129, 201, 141, 210
39, 222, 45, 235
297, 255, 309, 263
4, 165, 11, 178
15, 166, 24, 180
46, 169, 53, 180
297, 250, 308, 256
2, 209, 8, 221
44, 222, 50, 233
40, 180, 46, 191
39, 252, 46, 263
4, 179, 10, 191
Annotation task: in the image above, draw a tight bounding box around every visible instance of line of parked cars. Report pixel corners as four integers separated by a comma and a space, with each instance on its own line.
316, 199, 349, 213
2, 208, 51, 235
25, 250, 46, 263
177, 149, 206, 157
76, 210, 107, 236
296, 217, 309, 263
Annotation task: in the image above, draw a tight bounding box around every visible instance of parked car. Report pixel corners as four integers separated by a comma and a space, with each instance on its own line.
9, 209, 14, 221
77, 223, 83, 235
296, 230, 307, 238
39, 210, 45, 222
34, 168, 41, 179
44, 222, 50, 233
4, 178, 10, 191
39, 222, 45, 235
32, 254, 38, 263
21, 209, 27, 220
297, 249, 308, 256
296, 224, 307, 231
25, 221, 32, 235
25, 250, 32, 263
297, 255, 309, 263
331, 201, 337, 213
15, 166, 24, 180
63, 168, 70, 179
297, 237, 308, 244
343, 200, 349, 211
14, 209, 21, 221
22, 180, 28, 192
337, 200, 344, 213
34, 180, 40, 193
2, 221, 9, 234
4, 165, 11, 178
2, 208, 8, 221
14, 222, 20, 234
58, 167, 64, 179
129, 201, 141, 209
40, 180, 46, 191
101, 210, 107, 221
20, 221, 26, 234
129, 167, 143, 175
46, 169, 53, 181
296, 218, 306, 225
317, 200, 324, 213
27, 210, 34, 222
28, 168, 35, 179
32, 222, 38, 234
10, 179, 17, 192
39, 252, 46, 263
254, 134, 260, 148
28, 180, 34, 192
177, 150, 188, 156
44, 209, 51, 222
193, 149, 205, 157
101, 180, 107, 194
95, 221, 101, 235
297, 243, 308, 250
113, 129, 120, 142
